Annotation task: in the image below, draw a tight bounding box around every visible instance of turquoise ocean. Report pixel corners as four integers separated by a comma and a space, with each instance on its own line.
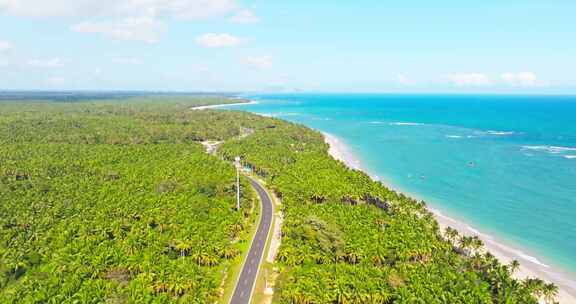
226, 94, 576, 279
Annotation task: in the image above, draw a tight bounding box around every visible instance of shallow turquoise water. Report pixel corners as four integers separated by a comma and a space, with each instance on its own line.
227, 94, 576, 275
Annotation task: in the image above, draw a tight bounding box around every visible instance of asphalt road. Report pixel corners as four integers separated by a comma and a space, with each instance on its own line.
230, 177, 274, 304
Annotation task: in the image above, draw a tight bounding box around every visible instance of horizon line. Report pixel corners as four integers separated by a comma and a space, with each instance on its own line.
1, 89, 576, 97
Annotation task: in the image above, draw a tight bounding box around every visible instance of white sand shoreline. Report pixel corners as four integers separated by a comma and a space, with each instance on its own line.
191, 99, 258, 110
323, 131, 576, 303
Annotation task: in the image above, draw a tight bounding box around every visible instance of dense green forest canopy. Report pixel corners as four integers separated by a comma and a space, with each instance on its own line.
0, 96, 556, 303
0, 97, 263, 303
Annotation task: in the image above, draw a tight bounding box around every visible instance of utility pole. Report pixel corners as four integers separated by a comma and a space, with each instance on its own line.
264, 268, 268, 289
235, 156, 241, 211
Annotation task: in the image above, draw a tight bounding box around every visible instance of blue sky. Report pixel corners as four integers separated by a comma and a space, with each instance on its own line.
1, 0, 575, 93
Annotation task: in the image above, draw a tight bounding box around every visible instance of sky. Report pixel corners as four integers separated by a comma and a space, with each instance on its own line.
1, 0, 575, 93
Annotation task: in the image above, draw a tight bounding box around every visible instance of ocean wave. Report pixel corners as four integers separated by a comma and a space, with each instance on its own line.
446, 135, 463, 139
368, 121, 385, 124
487, 130, 516, 136
509, 248, 550, 268
466, 225, 481, 235
259, 112, 300, 118
277, 112, 300, 116
389, 122, 424, 126
522, 145, 576, 154
479, 232, 550, 267
564, 155, 576, 159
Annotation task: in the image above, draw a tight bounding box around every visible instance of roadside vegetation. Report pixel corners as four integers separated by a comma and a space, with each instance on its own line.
0, 96, 557, 303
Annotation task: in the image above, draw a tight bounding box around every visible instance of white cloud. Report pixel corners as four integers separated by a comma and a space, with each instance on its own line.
113, 56, 143, 65
244, 55, 272, 70
230, 9, 259, 24
167, 0, 237, 20
0, 40, 14, 51
2, 0, 238, 42
501, 72, 538, 86
27, 58, 64, 68
0, 0, 104, 17
397, 74, 415, 86
72, 17, 163, 43
196, 33, 242, 48
0, 0, 238, 19
449, 73, 491, 87
447, 72, 542, 88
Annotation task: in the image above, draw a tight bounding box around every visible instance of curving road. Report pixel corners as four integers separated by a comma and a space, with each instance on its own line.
230, 177, 274, 304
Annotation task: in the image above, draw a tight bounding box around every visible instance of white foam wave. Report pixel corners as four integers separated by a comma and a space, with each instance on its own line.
277, 112, 300, 116
487, 130, 516, 136
522, 145, 576, 154
259, 112, 300, 118
389, 122, 424, 126
446, 135, 463, 139
510, 248, 550, 268
466, 226, 481, 235
369, 121, 385, 124
564, 155, 576, 159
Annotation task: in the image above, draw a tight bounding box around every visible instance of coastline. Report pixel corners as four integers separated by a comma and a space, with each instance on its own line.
191, 99, 258, 110
323, 131, 576, 303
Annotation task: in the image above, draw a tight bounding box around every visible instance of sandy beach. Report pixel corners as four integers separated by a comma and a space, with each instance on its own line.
323, 132, 576, 303
191, 99, 258, 110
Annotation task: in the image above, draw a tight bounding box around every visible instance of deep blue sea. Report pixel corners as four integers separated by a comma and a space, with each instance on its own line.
226, 94, 576, 276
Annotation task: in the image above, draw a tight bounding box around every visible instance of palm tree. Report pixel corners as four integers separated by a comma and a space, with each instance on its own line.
444, 227, 459, 245
344, 251, 360, 264
458, 236, 473, 256
509, 260, 520, 275
175, 240, 192, 257
543, 283, 559, 304
470, 236, 484, 255
523, 278, 546, 298
470, 254, 485, 270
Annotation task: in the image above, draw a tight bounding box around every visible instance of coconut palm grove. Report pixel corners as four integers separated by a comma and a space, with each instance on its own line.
0, 95, 559, 303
